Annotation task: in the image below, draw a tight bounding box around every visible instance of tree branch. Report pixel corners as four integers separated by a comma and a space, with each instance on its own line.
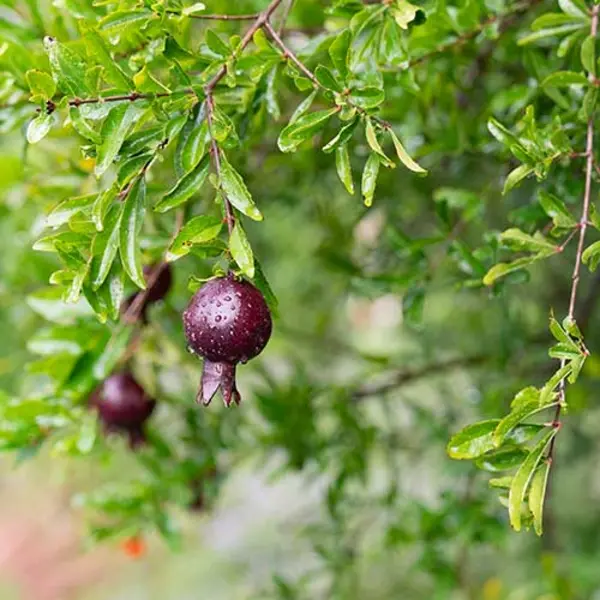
352, 354, 487, 399
547, 3, 599, 463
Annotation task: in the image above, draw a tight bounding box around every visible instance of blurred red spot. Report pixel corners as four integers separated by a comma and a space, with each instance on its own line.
121, 536, 145, 559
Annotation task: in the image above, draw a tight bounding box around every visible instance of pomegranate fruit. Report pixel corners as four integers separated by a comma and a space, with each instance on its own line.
90, 371, 156, 447
183, 274, 272, 406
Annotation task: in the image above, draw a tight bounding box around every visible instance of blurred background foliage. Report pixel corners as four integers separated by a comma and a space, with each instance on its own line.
2, 0, 600, 598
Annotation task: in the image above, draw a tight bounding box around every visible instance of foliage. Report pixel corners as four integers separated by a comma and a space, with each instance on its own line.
3, 0, 600, 597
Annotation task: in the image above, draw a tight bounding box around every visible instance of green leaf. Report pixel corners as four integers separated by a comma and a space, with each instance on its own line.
581, 35, 596, 75
329, 30, 350, 79
47, 193, 96, 228
476, 448, 529, 472
182, 2, 207, 16
349, 86, 385, 109
315, 65, 343, 92
447, 420, 500, 459
95, 103, 139, 176
389, 128, 427, 174
361, 153, 380, 207
500, 228, 557, 253
133, 66, 170, 93
99, 10, 153, 33
538, 191, 577, 228
542, 71, 589, 87
494, 387, 544, 447
80, 23, 133, 91
166, 215, 222, 262
219, 153, 263, 221
289, 90, 318, 124
509, 428, 556, 531
26, 113, 53, 144
483, 256, 540, 286
154, 155, 210, 213
205, 29, 230, 57
365, 118, 394, 167
90, 204, 123, 289
26, 70, 56, 101
519, 23, 586, 45
529, 462, 551, 536
278, 108, 339, 153
44, 36, 91, 97
91, 186, 117, 232
335, 145, 354, 195
117, 154, 152, 188
229, 222, 255, 278
582, 240, 600, 271
503, 164, 534, 194
322, 118, 359, 153
558, 0, 589, 19
119, 177, 146, 289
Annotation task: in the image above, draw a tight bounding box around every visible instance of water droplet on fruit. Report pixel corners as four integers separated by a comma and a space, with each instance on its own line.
215, 315, 222, 322
224, 295, 231, 301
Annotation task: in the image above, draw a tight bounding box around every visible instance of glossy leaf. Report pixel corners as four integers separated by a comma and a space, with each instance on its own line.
447, 420, 500, 459
335, 145, 354, 194
278, 108, 339, 153
389, 129, 427, 174
95, 103, 139, 176
90, 204, 122, 289
529, 462, 551, 535
26, 69, 56, 100
44, 36, 91, 97
155, 155, 210, 213
361, 153, 380, 207
119, 177, 146, 289
26, 113, 53, 144
219, 153, 263, 221
229, 222, 255, 278
509, 428, 556, 531
166, 215, 222, 262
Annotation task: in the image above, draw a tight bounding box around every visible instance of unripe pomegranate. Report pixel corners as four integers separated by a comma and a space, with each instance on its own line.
90, 372, 156, 447
121, 263, 173, 322
183, 274, 272, 406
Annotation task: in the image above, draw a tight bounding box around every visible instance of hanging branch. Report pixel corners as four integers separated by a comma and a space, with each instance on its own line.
547, 4, 599, 464
202, 0, 285, 236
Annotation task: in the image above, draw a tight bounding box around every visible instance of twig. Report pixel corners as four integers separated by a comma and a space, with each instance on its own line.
202, 0, 286, 237
168, 10, 260, 21
352, 354, 486, 399
277, 0, 296, 35
547, 3, 599, 463
262, 20, 390, 128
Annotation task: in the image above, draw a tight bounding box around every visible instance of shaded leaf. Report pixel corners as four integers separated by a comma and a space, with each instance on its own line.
229, 222, 255, 278
119, 177, 146, 289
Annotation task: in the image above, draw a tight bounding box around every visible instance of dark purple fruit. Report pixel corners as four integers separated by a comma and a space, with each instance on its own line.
121, 263, 173, 323
183, 274, 272, 406
90, 371, 156, 447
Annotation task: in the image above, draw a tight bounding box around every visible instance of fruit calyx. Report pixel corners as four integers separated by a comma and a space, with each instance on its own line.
183, 273, 272, 406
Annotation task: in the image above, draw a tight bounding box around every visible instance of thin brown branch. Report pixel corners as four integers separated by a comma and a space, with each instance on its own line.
547, 3, 599, 463
353, 354, 486, 399
203, 0, 285, 238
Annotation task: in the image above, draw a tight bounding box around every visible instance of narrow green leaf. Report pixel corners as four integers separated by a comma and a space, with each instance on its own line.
503, 164, 534, 194
99, 10, 153, 33
509, 428, 556, 531
166, 215, 222, 262
558, 0, 589, 19
519, 23, 586, 45
80, 23, 133, 91
278, 108, 339, 153
315, 65, 343, 92
447, 420, 500, 459
229, 222, 255, 278
542, 71, 589, 87
117, 153, 152, 188
361, 153, 380, 207
26, 70, 56, 100
43, 36, 91, 97
95, 103, 139, 176
483, 255, 540, 286
47, 193, 96, 228
91, 186, 117, 232
349, 86, 385, 109
500, 228, 557, 252
329, 29, 350, 79
539, 191, 577, 228
582, 240, 600, 271
289, 90, 318, 124
581, 35, 596, 75
154, 154, 210, 213
26, 113, 53, 144
205, 29, 230, 57
335, 145, 354, 194
322, 118, 359, 153
90, 204, 122, 289
389, 128, 427, 174
529, 462, 551, 535
494, 389, 546, 447
219, 153, 263, 221
365, 119, 394, 166
119, 177, 146, 289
